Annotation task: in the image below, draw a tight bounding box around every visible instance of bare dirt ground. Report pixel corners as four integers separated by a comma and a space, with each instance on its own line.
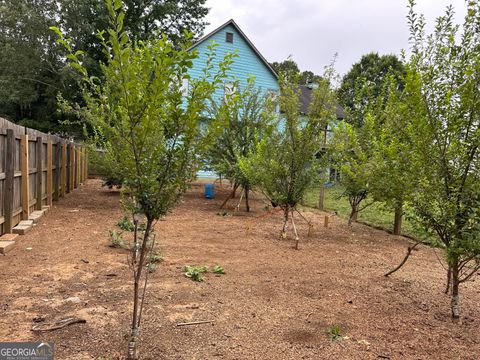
1, 179, 479, 359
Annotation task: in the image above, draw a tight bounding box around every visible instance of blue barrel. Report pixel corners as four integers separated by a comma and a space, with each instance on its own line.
204, 183, 215, 199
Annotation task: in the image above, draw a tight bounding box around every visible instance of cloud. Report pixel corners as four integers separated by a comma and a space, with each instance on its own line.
204, 0, 468, 76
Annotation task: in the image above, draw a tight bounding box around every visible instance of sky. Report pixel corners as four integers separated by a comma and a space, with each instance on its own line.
203, 0, 468, 77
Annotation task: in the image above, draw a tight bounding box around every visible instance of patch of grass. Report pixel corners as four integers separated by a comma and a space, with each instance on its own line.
184, 265, 209, 282
183, 264, 226, 281
325, 325, 345, 341
212, 265, 225, 274
303, 185, 419, 238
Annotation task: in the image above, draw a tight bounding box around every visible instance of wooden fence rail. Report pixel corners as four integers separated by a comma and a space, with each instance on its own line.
0, 117, 87, 235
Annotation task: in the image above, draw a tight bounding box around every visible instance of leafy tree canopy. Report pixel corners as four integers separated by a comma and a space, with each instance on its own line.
338, 52, 405, 127
270, 56, 323, 85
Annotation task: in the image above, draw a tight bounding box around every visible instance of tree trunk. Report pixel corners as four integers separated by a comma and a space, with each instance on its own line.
393, 205, 403, 235
318, 183, 325, 211
445, 265, 452, 294
451, 260, 460, 319
220, 183, 239, 209
348, 205, 358, 226
281, 206, 289, 238
127, 218, 153, 360
232, 182, 238, 198
245, 185, 250, 212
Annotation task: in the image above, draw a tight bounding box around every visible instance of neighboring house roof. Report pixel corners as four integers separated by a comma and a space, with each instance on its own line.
298, 85, 344, 120
188, 19, 278, 80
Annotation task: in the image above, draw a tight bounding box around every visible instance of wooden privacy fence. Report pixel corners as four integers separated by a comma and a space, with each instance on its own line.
0, 118, 88, 235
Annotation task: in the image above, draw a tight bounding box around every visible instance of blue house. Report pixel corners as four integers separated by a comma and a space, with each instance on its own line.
187, 19, 279, 178
187, 19, 279, 109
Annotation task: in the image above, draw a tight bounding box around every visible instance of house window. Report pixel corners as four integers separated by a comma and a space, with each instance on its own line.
226, 32, 234, 43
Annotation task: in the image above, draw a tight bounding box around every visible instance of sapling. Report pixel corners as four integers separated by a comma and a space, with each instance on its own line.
52, 0, 233, 356
393, 0, 480, 319
241, 66, 337, 249
206, 77, 275, 212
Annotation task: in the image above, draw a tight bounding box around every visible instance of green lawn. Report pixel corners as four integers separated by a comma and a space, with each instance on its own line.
303, 185, 418, 237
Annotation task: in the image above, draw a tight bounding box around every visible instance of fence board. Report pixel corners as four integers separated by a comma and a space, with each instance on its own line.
4, 129, 15, 232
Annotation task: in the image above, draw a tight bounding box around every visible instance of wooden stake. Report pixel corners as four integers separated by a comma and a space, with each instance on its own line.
291, 209, 299, 250
176, 320, 214, 327
20, 134, 30, 220
324, 215, 329, 228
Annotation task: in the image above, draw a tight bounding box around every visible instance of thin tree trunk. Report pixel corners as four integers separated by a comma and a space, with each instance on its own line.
451, 260, 460, 319
318, 183, 325, 211
128, 218, 153, 360
245, 185, 250, 212
281, 206, 289, 238
393, 205, 403, 235
445, 265, 452, 294
348, 205, 358, 226
220, 183, 239, 209
232, 182, 238, 198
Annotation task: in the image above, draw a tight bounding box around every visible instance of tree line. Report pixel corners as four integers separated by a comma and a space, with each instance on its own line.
0, 0, 209, 135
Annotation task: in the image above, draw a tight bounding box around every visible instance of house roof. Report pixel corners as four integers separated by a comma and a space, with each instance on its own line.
188, 19, 278, 80
298, 85, 344, 120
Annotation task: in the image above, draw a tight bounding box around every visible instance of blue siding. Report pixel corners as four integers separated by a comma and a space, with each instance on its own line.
188, 23, 279, 105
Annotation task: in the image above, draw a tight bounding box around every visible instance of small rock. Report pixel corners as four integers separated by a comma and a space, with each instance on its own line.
64, 296, 81, 304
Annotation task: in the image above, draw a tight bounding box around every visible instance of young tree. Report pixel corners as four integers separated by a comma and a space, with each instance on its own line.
359, 75, 415, 234
398, 0, 480, 318
241, 70, 337, 249
207, 77, 274, 212
329, 116, 377, 225
53, 0, 233, 357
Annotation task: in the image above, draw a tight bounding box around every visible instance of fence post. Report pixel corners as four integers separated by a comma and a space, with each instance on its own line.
62, 142, 67, 196
21, 134, 30, 220
76, 147, 81, 187
47, 139, 53, 206
35, 136, 43, 210
54, 141, 61, 201
69, 143, 74, 191
83, 147, 87, 182
4, 129, 15, 233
